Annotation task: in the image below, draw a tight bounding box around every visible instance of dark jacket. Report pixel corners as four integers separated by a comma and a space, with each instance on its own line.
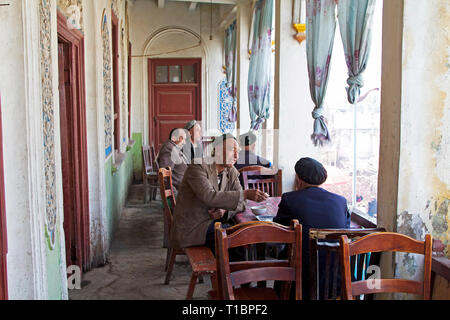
182, 140, 203, 164
273, 187, 351, 300
234, 150, 272, 171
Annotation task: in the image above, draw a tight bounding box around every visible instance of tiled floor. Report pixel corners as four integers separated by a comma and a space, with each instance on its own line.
69, 184, 211, 300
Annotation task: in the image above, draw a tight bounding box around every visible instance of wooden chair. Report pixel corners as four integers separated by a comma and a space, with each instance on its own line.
238, 166, 282, 197
214, 220, 302, 300
339, 232, 433, 300
142, 144, 159, 202
158, 167, 217, 300
309, 228, 385, 300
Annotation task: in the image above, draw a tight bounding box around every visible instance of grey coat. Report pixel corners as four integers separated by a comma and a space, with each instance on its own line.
157, 140, 188, 191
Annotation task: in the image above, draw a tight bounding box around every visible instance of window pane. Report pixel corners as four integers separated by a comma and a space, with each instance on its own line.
169, 65, 181, 83
156, 66, 168, 83
318, 1, 382, 224
355, 95, 380, 218
182, 65, 196, 83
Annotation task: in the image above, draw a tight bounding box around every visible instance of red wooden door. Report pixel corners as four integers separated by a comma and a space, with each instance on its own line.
57, 11, 90, 272
149, 58, 201, 151
58, 41, 76, 268
0, 95, 8, 300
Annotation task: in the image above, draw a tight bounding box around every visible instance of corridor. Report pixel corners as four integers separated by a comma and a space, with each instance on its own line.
69, 184, 211, 300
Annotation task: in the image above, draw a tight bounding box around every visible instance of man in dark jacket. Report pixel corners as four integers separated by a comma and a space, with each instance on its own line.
183, 120, 204, 164
234, 131, 273, 171
273, 157, 351, 300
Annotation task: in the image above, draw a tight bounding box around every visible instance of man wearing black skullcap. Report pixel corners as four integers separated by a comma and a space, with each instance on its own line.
182, 120, 203, 164
235, 131, 273, 170
273, 157, 350, 300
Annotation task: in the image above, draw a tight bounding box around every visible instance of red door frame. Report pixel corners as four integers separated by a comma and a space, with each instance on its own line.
111, 12, 120, 151
128, 41, 132, 139
148, 58, 202, 150
0, 95, 8, 300
57, 11, 90, 272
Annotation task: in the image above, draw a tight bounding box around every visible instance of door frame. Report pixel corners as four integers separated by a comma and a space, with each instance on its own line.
57, 10, 90, 272
148, 58, 202, 149
0, 95, 8, 300
111, 11, 120, 152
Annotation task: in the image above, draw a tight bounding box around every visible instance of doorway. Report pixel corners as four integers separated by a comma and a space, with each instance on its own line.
57, 11, 90, 272
148, 58, 202, 151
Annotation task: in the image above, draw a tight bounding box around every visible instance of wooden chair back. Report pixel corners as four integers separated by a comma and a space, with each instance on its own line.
339, 232, 433, 300
158, 167, 176, 234
150, 144, 159, 171
239, 166, 282, 197
309, 228, 385, 300
215, 220, 302, 300
143, 144, 159, 174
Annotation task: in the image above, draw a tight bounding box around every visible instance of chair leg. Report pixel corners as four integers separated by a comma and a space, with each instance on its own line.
210, 272, 218, 292
165, 249, 177, 285
152, 186, 157, 200
164, 248, 171, 272
143, 178, 149, 203
186, 272, 198, 300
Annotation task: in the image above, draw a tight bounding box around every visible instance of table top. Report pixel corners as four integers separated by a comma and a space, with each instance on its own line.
234, 197, 281, 224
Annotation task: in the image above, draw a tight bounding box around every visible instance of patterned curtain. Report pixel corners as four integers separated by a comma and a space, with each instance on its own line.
337, 0, 376, 104
306, 0, 337, 146
248, 0, 274, 130
224, 20, 237, 122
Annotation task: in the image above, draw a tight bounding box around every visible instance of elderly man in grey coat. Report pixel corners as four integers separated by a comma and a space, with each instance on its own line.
169, 134, 268, 252
157, 128, 189, 192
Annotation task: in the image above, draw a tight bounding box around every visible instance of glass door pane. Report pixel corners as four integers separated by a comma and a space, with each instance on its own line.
182, 65, 196, 83
156, 66, 168, 83
169, 65, 181, 83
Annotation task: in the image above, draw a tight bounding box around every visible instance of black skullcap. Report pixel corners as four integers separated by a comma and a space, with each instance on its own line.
239, 132, 257, 147
294, 157, 328, 185
212, 133, 237, 149
184, 120, 197, 131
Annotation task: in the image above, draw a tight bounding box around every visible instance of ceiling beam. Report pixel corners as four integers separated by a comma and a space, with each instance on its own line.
219, 5, 237, 28
189, 2, 198, 11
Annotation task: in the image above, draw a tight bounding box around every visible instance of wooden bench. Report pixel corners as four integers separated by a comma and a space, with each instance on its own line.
158, 168, 217, 300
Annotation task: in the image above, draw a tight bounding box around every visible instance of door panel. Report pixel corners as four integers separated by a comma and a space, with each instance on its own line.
57, 10, 90, 273
58, 41, 77, 268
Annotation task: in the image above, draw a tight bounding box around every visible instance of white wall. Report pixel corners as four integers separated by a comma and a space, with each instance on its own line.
129, 0, 227, 143
0, 0, 35, 299
275, 0, 320, 193
395, 0, 450, 281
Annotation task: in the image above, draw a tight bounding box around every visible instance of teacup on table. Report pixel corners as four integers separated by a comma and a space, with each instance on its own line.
251, 206, 267, 215
256, 215, 274, 222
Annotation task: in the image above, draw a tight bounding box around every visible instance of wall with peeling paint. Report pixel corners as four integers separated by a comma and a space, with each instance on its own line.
395, 0, 450, 293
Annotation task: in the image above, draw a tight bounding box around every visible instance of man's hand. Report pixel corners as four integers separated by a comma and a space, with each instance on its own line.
243, 189, 269, 202
208, 208, 226, 220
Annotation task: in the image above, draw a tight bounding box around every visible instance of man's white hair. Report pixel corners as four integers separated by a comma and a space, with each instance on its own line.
171, 128, 186, 140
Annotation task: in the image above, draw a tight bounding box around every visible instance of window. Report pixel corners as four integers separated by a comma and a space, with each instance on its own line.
318, 1, 383, 223
155, 63, 198, 84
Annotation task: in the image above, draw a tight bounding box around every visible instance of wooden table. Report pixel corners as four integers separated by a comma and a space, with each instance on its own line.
234, 197, 281, 224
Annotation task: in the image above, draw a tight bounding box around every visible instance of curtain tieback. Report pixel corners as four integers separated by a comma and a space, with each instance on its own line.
346, 75, 364, 104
